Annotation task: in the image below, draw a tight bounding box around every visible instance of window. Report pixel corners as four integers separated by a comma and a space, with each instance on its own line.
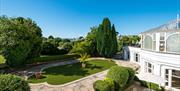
166, 34, 180, 53
153, 34, 156, 50
159, 41, 165, 51
159, 33, 165, 52
141, 35, 144, 48
153, 41, 156, 50
145, 62, 154, 74
165, 69, 169, 86
165, 69, 180, 90
160, 33, 165, 40
144, 35, 152, 50
135, 53, 139, 62
172, 70, 180, 89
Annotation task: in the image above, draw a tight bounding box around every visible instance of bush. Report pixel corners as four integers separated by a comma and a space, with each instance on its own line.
134, 75, 140, 81
125, 67, 135, 86
41, 42, 68, 55
93, 80, 111, 91
104, 78, 115, 91
135, 76, 165, 91
60, 42, 73, 52
0, 74, 30, 91
0, 16, 42, 67
106, 66, 129, 90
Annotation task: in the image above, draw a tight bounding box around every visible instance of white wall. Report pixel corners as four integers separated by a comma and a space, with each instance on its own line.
128, 47, 141, 63
128, 46, 180, 89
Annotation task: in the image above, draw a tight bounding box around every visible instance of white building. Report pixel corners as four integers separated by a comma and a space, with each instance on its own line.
123, 18, 180, 90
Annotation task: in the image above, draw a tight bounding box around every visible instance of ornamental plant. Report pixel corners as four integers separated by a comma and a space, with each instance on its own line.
106, 66, 129, 90
0, 74, 30, 91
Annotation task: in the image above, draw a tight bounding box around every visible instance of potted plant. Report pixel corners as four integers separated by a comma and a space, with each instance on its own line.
35, 72, 42, 79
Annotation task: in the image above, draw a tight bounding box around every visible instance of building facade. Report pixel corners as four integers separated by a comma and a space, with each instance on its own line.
124, 19, 180, 90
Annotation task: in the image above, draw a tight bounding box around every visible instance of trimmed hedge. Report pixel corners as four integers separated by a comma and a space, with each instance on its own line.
0, 74, 30, 91
106, 66, 129, 90
93, 80, 112, 91
125, 67, 135, 87
140, 81, 165, 91
134, 76, 165, 91
104, 78, 115, 91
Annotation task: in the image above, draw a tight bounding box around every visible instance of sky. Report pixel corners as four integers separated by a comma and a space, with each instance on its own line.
0, 0, 180, 38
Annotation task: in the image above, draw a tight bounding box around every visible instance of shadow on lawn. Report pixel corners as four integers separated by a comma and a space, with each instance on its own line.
43, 62, 103, 76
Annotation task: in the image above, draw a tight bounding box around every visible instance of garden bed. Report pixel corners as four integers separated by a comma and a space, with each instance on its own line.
28, 59, 116, 85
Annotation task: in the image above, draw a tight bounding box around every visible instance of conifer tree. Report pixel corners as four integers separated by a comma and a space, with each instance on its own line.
96, 18, 118, 57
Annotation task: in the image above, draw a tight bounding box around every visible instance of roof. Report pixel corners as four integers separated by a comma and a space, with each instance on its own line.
141, 19, 180, 34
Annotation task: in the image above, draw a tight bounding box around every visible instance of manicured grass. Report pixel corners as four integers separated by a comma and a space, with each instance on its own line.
28, 59, 116, 85
0, 55, 5, 64
28, 54, 80, 64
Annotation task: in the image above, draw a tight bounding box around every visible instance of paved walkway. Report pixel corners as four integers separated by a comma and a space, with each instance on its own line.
125, 81, 152, 91
29, 58, 140, 91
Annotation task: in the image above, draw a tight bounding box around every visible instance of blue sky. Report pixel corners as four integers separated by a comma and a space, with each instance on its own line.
0, 0, 180, 38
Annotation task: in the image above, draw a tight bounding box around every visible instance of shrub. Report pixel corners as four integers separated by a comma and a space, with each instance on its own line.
41, 42, 68, 55
60, 42, 73, 52
146, 82, 165, 91
134, 75, 140, 81
0, 16, 42, 67
125, 67, 135, 86
93, 80, 111, 91
0, 55, 5, 64
0, 74, 30, 91
135, 76, 165, 91
104, 78, 115, 91
106, 66, 129, 90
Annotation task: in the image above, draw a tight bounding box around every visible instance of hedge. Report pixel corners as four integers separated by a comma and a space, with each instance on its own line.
125, 67, 135, 87
93, 80, 112, 91
104, 78, 115, 91
134, 76, 165, 91
0, 74, 30, 91
106, 66, 129, 90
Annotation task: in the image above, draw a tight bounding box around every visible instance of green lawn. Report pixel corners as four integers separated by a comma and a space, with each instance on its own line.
0, 55, 5, 64
28, 59, 116, 85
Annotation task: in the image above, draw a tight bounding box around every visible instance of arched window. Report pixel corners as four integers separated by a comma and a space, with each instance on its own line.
144, 35, 152, 50
166, 34, 180, 53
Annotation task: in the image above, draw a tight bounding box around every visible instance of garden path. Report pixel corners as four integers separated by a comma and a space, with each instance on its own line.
14, 59, 79, 79
30, 58, 141, 91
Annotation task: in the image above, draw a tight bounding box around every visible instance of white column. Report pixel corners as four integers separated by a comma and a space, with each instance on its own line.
168, 69, 172, 87
156, 33, 160, 51
161, 68, 165, 86
164, 32, 167, 52
154, 64, 161, 76
130, 51, 134, 62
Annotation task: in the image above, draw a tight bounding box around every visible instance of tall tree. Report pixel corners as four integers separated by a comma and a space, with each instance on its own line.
0, 16, 42, 67
112, 24, 118, 54
96, 18, 118, 57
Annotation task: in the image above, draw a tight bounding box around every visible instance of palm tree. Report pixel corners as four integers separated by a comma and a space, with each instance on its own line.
79, 53, 90, 68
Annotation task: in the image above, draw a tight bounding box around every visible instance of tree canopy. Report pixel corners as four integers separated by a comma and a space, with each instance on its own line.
96, 18, 118, 57
0, 16, 42, 67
